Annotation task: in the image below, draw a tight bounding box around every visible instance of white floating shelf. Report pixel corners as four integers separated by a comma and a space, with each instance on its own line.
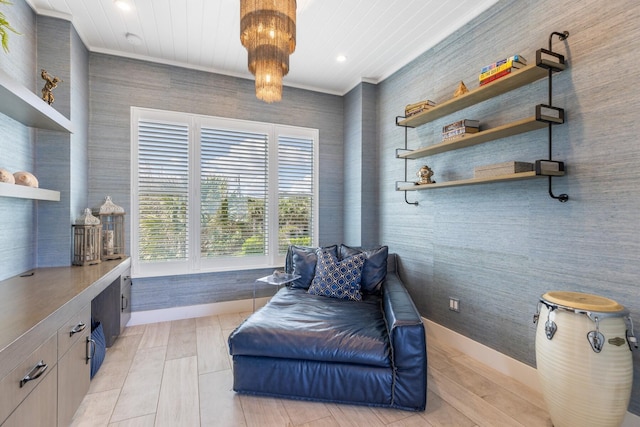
0, 68, 72, 133
0, 182, 60, 201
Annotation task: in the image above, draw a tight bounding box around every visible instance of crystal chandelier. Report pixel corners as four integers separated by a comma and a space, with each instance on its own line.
240, 0, 296, 103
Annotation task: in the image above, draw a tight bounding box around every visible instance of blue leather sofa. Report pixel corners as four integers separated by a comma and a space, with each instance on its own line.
228, 245, 427, 411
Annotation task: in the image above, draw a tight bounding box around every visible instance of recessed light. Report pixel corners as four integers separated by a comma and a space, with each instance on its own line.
336, 55, 347, 63
114, 0, 132, 11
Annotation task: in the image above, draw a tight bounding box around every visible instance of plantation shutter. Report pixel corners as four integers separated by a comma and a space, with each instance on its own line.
200, 127, 269, 258
137, 119, 190, 262
278, 135, 314, 254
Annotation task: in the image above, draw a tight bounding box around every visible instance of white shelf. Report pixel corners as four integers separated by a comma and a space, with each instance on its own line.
0, 182, 60, 201
0, 68, 72, 133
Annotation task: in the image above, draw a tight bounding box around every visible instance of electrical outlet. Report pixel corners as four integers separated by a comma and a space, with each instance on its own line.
449, 297, 460, 312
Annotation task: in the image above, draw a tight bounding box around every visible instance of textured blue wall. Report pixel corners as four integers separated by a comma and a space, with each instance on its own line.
0, 1, 40, 279
377, 0, 640, 414
344, 82, 379, 248
87, 54, 345, 310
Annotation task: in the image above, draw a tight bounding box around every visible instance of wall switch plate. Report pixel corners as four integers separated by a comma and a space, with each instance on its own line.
449, 297, 460, 312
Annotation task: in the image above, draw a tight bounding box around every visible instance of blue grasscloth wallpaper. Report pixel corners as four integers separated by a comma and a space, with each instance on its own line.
377, 0, 640, 414
0, 0, 638, 415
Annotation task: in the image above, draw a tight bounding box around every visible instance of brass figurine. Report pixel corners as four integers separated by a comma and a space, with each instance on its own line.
417, 165, 436, 185
453, 81, 469, 98
41, 69, 62, 105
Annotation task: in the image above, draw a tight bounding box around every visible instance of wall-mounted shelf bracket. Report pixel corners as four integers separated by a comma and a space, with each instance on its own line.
395, 116, 418, 205
543, 30, 570, 202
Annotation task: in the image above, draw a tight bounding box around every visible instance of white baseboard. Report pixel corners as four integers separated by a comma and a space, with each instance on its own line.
423, 318, 640, 427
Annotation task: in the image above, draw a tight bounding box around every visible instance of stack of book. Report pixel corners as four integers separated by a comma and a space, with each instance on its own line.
478, 54, 527, 86
442, 119, 479, 141
405, 99, 436, 117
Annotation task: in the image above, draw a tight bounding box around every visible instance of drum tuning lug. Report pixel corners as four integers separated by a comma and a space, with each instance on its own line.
587, 330, 605, 353
627, 331, 638, 350
545, 320, 557, 340
533, 313, 539, 324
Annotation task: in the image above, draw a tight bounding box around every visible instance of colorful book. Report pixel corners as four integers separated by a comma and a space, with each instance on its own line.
442, 119, 479, 133
442, 126, 480, 140
480, 54, 527, 73
479, 68, 513, 86
478, 59, 525, 81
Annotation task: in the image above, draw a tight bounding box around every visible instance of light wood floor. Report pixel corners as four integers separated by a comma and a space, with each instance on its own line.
70, 311, 552, 427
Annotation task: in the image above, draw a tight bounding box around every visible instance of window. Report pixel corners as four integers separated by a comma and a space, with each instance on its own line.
131, 108, 318, 278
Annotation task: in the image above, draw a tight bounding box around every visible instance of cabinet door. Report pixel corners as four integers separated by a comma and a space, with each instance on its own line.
0, 334, 57, 425
57, 331, 91, 426
2, 367, 57, 427
58, 304, 90, 359
120, 273, 132, 332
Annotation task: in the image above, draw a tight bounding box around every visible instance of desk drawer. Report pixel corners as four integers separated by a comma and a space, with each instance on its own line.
58, 304, 91, 359
0, 333, 57, 424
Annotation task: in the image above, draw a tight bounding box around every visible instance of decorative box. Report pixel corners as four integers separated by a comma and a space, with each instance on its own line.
474, 161, 533, 178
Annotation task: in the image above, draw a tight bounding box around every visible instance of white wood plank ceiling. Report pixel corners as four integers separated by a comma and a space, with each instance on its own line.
25, 0, 499, 95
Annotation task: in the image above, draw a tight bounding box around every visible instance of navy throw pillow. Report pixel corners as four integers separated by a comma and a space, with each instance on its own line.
285, 244, 338, 289
308, 250, 365, 301
339, 244, 388, 294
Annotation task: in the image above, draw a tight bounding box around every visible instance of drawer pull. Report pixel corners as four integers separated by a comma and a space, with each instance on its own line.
20, 360, 48, 388
70, 321, 87, 336
86, 336, 96, 364
121, 294, 129, 311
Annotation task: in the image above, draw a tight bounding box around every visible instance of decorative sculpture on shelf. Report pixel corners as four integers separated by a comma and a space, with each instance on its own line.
41, 69, 62, 105
416, 165, 436, 185
453, 80, 469, 98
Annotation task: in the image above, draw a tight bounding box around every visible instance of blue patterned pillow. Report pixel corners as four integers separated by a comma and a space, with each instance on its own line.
308, 250, 365, 301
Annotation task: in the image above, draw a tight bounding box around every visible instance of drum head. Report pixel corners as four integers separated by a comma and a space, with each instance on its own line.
542, 291, 624, 312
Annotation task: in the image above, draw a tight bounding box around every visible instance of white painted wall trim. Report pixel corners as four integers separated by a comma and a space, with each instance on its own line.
423, 318, 640, 427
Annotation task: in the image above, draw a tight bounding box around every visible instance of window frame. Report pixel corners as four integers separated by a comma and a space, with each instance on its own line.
131, 107, 319, 278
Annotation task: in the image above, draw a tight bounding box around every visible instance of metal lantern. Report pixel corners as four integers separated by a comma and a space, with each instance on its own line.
72, 208, 102, 266
93, 196, 126, 260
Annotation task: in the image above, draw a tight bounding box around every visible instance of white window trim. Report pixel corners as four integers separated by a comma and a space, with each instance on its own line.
130, 107, 319, 278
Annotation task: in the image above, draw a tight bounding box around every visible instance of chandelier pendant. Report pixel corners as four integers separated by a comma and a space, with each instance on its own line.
240, 0, 297, 103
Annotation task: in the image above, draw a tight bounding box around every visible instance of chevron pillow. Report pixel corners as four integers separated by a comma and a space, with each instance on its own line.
308, 250, 365, 301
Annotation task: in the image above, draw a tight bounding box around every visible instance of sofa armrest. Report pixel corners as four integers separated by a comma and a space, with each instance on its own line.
382, 273, 427, 410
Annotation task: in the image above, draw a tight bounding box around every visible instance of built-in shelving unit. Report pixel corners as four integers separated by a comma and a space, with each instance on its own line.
0, 69, 70, 202
0, 68, 72, 133
0, 182, 60, 201
396, 34, 570, 203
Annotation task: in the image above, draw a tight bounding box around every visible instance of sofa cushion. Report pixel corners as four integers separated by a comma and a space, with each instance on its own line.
308, 250, 365, 301
285, 245, 338, 289
340, 245, 388, 294
229, 287, 391, 367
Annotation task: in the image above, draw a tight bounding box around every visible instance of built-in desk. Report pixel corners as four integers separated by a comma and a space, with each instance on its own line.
0, 258, 131, 426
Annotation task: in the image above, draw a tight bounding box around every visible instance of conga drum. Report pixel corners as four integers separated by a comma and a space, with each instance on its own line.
535, 291, 634, 427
